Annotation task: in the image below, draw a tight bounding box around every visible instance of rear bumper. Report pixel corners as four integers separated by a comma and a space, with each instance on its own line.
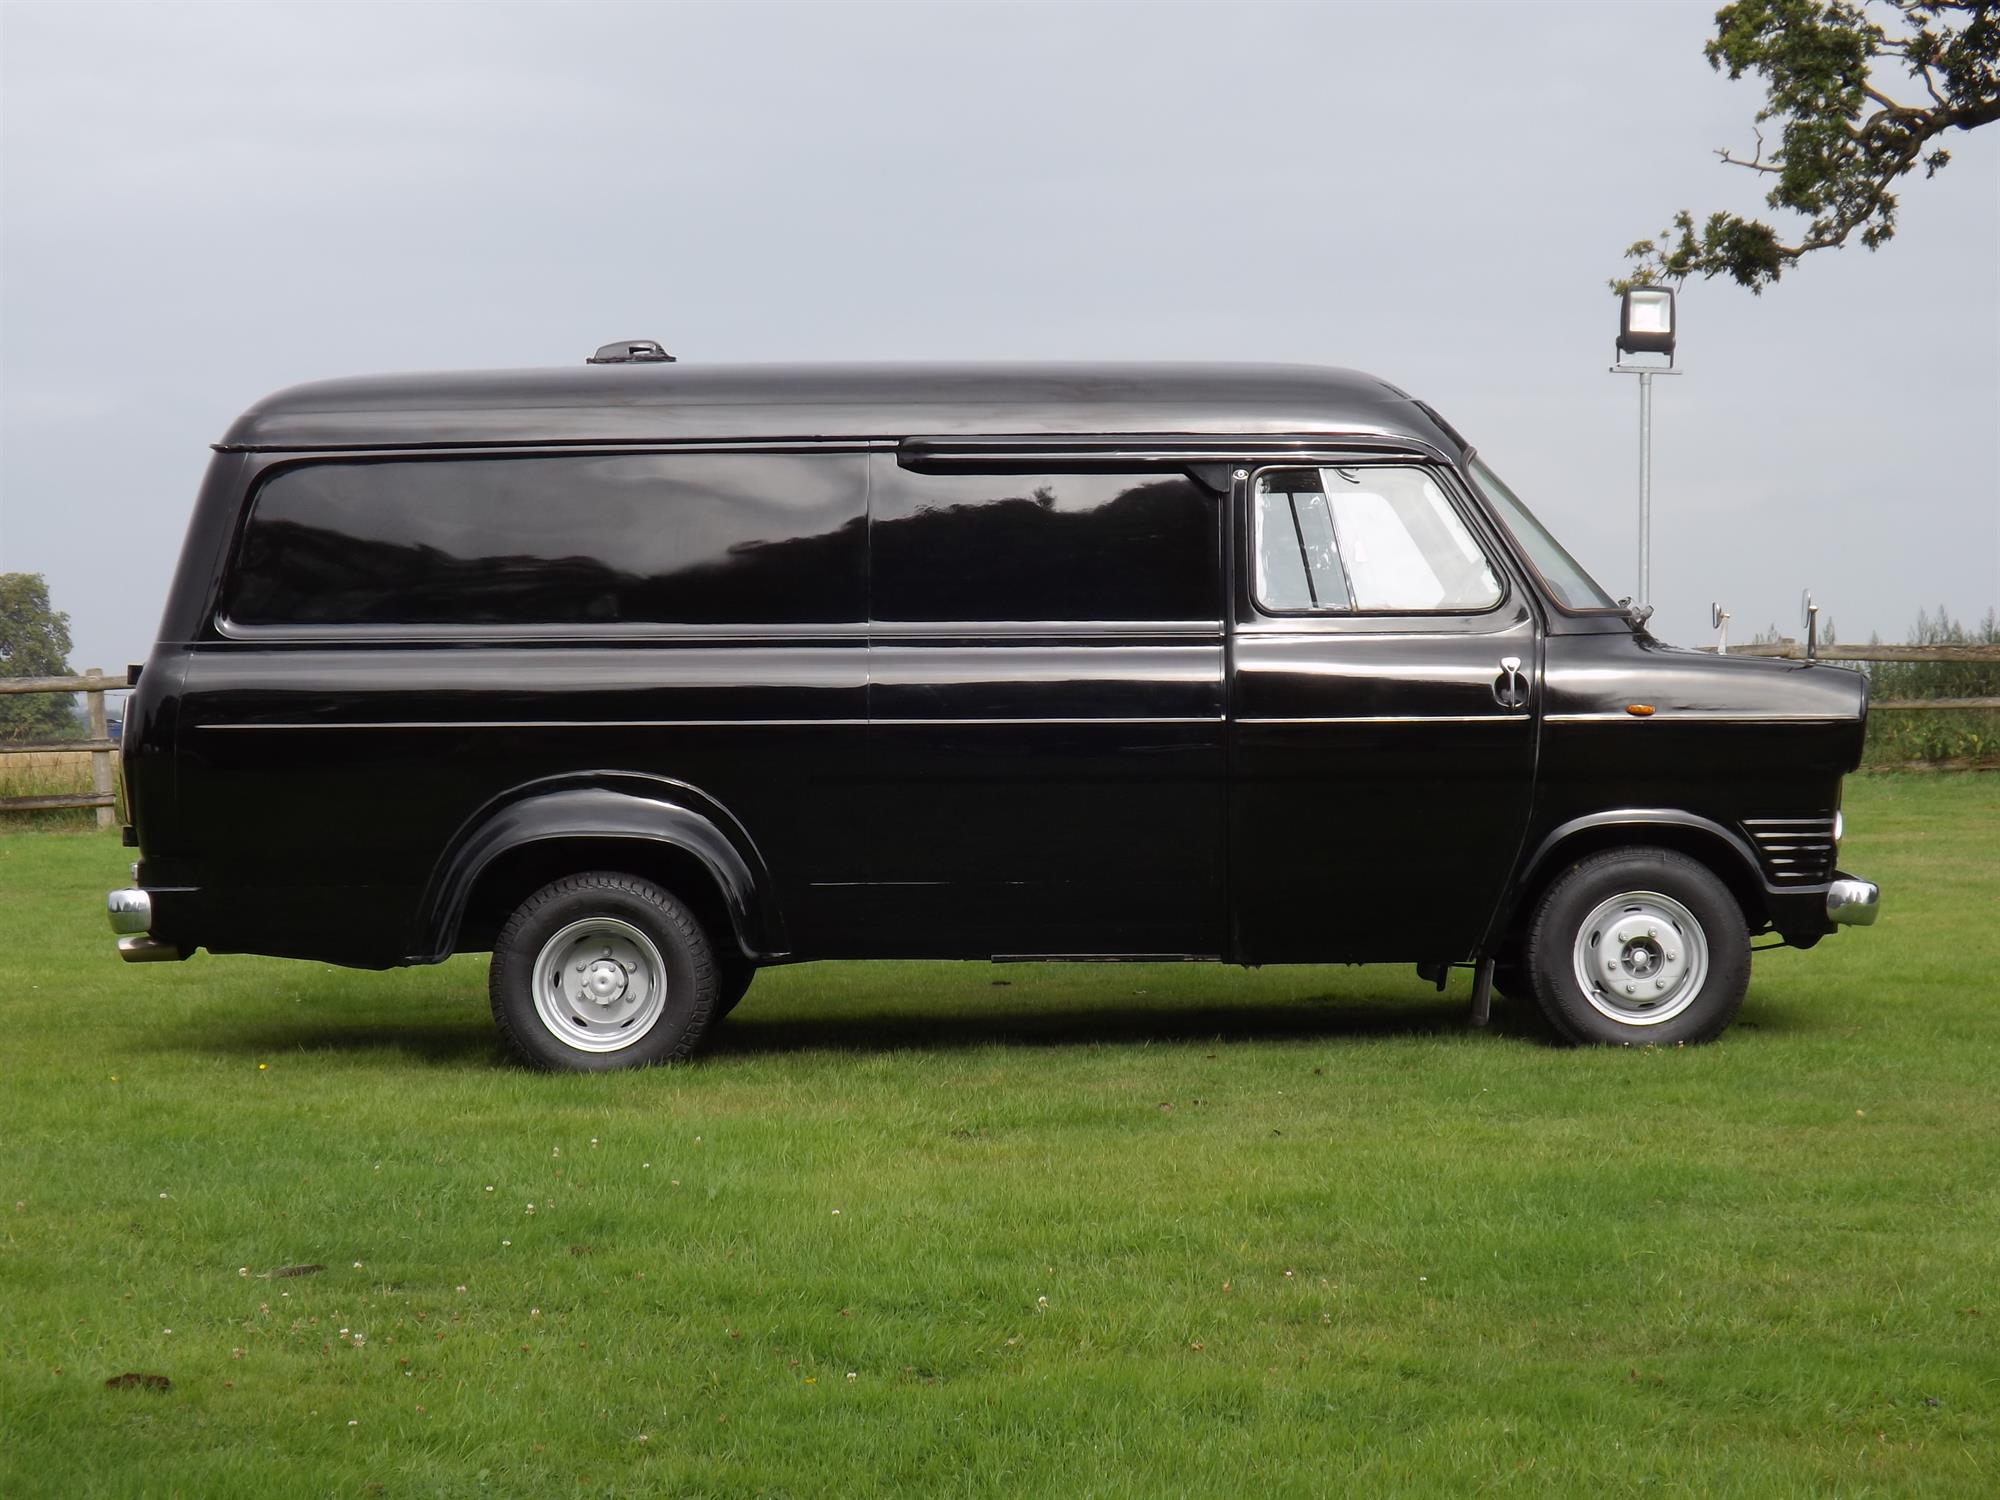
106, 887, 187, 962
1826, 875, 1880, 927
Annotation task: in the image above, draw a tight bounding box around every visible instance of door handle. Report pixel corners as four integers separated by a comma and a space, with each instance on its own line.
1493, 656, 1528, 710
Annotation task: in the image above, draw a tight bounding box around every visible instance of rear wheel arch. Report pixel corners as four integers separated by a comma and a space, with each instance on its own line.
415, 779, 785, 963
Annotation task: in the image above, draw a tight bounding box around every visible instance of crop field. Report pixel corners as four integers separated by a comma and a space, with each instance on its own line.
0, 746, 94, 800
1, 775, 1996, 1496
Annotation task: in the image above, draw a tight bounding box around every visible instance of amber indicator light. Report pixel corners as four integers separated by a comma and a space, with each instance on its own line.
1626, 704, 1657, 717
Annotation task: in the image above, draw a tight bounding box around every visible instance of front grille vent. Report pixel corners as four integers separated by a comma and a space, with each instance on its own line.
1742, 816, 1838, 885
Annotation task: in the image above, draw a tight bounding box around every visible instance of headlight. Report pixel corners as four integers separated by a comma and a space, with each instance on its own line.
1833, 811, 1844, 849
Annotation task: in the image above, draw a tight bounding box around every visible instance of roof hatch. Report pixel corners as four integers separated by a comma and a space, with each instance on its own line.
585, 338, 675, 365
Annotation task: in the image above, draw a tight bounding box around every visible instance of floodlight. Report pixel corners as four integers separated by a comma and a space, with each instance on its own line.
1617, 286, 1676, 362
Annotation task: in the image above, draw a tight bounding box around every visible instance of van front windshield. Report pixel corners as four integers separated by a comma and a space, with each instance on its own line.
1466, 457, 1620, 611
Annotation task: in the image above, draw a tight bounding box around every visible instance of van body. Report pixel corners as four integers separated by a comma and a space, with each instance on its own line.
109, 357, 1880, 1065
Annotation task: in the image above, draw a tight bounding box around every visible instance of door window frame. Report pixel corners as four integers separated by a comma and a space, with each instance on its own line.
1233, 459, 1536, 637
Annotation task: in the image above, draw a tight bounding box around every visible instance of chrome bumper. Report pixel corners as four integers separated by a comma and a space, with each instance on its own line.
106, 888, 185, 962
1826, 877, 1880, 927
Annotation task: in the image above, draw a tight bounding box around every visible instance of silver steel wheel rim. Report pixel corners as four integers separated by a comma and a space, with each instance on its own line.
1572, 889, 1709, 1027
530, 916, 669, 1053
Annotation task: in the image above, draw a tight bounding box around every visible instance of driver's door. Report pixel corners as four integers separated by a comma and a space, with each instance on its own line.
1228, 462, 1539, 962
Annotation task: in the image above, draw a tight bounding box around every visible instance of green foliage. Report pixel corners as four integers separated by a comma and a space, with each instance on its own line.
3, 782, 1999, 1495
1861, 604, 2000, 765
0, 573, 81, 743
1618, 0, 2000, 291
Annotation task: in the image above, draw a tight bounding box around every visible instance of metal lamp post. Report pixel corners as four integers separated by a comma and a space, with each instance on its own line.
1611, 286, 1679, 613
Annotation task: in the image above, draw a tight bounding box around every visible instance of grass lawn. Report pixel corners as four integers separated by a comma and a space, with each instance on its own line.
1, 775, 1996, 1496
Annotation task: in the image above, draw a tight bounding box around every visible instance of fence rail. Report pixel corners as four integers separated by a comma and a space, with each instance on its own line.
1714, 641, 2000, 664
1704, 641, 2000, 711
0, 669, 120, 827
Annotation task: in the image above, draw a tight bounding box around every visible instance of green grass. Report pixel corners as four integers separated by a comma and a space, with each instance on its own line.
2, 777, 1997, 1497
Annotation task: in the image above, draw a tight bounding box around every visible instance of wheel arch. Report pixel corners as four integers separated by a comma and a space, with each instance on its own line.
1492, 810, 1771, 948
411, 773, 787, 964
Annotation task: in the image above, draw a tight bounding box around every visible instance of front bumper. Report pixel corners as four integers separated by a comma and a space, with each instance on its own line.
1826, 875, 1880, 927
106, 887, 185, 962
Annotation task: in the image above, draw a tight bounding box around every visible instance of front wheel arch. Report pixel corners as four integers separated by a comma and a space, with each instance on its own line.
1496, 815, 1770, 951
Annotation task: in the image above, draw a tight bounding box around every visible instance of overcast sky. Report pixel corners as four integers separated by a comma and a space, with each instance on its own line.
2, 0, 1995, 671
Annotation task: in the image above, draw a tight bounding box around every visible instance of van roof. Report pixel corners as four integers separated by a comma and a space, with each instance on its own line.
217, 361, 1463, 453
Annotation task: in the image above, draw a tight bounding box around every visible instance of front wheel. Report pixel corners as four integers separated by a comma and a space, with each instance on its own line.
1522, 848, 1750, 1046
489, 872, 718, 1070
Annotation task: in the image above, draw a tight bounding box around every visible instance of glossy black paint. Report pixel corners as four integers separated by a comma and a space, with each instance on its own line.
122, 362, 1870, 979
217, 362, 1452, 452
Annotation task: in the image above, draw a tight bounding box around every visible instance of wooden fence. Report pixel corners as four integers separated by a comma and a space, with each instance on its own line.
0, 670, 121, 828
1, 642, 1995, 829
1705, 641, 2000, 709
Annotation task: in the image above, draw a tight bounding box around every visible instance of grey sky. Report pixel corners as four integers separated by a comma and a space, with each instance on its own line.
3, 0, 1995, 672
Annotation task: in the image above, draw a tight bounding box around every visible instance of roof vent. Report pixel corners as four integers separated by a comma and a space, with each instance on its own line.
586, 338, 675, 365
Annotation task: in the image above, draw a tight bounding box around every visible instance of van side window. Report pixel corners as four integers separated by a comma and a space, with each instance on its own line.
869, 460, 1219, 623
1253, 466, 1500, 615
224, 453, 867, 628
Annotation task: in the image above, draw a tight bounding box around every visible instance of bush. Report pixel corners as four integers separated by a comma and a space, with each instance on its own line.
1860, 607, 2000, 767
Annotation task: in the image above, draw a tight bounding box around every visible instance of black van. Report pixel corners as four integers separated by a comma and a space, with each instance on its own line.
107, 347, 1879, 1067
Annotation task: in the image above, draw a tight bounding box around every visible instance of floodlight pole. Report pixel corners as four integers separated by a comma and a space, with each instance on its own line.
1610, 362, 1680, 612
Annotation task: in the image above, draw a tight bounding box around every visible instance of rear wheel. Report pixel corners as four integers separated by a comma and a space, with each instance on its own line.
1523, 847, 1750, 1046
489, 872, 718, 1070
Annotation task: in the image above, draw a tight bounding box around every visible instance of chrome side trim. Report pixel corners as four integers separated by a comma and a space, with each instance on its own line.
873, 717, 1219, 728
1232, 724, 1528, 736
200, 716, 1223, 731
197, 719, 870, 732
213, 617, 873, 644
1545, 711, 1855, 724
107, 888, 152, 935
1826, 878, 1880, 927
213, 618, 1225, 644
871, 619, 1223, 639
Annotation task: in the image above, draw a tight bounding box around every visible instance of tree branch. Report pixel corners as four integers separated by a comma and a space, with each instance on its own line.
1618, 0, 1997, 293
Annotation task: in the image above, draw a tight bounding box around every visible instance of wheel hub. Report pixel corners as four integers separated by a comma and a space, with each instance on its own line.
1573, 891, 1709, 1026
530, 917, 668, 1053
581, 955, 630, 1006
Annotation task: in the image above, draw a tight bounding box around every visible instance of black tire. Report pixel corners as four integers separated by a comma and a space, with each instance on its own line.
489, 871, 718, 1071
714, 954, 756, 1020
1523, 847, 1750, 1047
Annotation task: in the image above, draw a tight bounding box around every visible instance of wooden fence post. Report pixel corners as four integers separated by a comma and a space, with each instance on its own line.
85, 668, 113, 831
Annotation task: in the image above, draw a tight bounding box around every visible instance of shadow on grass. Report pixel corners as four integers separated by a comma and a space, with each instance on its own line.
147, 991, 1556, 1066
153, 1017, 505, 1067
708, 995, 1553, 1056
